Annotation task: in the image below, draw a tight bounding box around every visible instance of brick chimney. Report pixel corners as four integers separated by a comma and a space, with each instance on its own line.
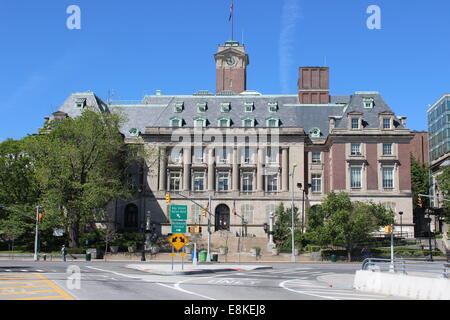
298, 67, 330, 104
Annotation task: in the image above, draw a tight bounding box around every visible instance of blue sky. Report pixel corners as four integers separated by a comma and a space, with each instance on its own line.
0, 0, 449, 141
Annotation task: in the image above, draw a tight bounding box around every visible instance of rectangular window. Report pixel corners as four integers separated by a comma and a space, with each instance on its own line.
266, 148, 278, 163
311, 174, 322, 193
383, 118, 391, 129
193, 148, 204, 163
382, 143, 393, 155
169, 172, 181, 191
350, 167, 362, 189
267, 119, 278, 127
351, 143, 362, 156
267, 174, 278, 192
382, 167, 394, 189
193, 172, 205, 191
351, 118, 360, 129
243, 119, 254, 127
240, 204, 254, 224
194, 119, 205, 127
217, 172, 230, 192
217, 148, 229, 164
219, 118, 229, 127
312, 152, 321, 163
242, 172, 253, 192
243, 147, 254, 164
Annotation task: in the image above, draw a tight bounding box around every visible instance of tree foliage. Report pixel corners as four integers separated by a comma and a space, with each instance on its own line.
411, 156, 430, 209
25, 108, 134, 248
305, 191, 394, 261
436, 165, 450, 221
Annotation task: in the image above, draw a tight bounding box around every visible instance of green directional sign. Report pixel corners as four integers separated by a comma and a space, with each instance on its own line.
171, 220, 187, 234
169, 205, 188, 220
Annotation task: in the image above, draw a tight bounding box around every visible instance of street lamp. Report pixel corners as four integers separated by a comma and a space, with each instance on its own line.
290, 164, 297, 263
424, 208, 433, 262
297, 183, 311, 235
398, 211, 403, 238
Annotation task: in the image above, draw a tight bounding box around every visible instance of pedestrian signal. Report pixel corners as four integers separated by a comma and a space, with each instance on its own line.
417, 197, 423, 208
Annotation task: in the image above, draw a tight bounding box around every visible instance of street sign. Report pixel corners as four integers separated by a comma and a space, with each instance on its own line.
171, 220, 187, 233
170, 205, 188, 220
168, 233, 189, 251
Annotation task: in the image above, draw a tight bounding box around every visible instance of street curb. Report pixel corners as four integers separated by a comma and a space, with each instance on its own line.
125, 264, 273, 276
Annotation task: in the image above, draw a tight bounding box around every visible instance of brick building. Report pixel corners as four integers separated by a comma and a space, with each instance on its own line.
49, 40, 415, 250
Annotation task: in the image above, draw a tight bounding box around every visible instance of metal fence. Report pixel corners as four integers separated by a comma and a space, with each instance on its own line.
361, 258, 450, 279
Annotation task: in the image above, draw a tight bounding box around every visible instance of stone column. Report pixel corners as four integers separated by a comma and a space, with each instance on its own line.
232, 147, 239, 191
257, 147, 265, 191
183, 147, 191, 191
282, 147, 289, 192
159, 147, 167, 191
208, 148, 215, 191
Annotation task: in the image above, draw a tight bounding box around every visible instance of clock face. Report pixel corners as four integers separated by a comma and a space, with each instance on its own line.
225, 56, 235, 66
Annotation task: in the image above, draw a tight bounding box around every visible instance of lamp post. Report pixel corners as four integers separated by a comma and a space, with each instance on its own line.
297, 183, 311, 235
398, 211, 403, 238
424, 209, 433, 262
290, 164, 297, 263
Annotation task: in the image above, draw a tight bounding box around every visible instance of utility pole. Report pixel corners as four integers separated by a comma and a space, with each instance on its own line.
290, 164, 297, 263
34, 206, 40, 261
207, 194, 212, 262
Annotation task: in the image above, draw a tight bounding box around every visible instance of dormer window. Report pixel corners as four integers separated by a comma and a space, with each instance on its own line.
383, 118, 392, 129
242, 117, 255, 127
193, 116, 207, 127
197, 102, 207, 113
218, 117, 231, 127
75, 98, 86, 109
266, 117, 280, 127
363, 98, 374, 109
129, 128, 140, 137
174, 102, 184, 113
170, 117, 183, 127
268, 102, 278, 112
244, 102, 254, 112
309, 127, 321, 138
221, 102, 231, 113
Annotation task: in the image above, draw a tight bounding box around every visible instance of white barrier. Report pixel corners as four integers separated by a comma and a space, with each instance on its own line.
353, 270, 450, 300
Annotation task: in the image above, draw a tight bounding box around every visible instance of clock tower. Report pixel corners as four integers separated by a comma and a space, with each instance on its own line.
214, 40, 249, 94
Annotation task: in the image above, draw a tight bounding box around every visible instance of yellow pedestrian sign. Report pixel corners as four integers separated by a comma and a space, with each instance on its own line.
168, 233, 189, 251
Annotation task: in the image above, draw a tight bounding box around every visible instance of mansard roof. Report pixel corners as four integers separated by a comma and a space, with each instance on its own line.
51, 90, 407, 139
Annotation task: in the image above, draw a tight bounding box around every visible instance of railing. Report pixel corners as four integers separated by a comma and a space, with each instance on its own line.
361, 258, 450, 278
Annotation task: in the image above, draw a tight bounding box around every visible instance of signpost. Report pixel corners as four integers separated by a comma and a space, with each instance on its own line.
168, 233, 189, 270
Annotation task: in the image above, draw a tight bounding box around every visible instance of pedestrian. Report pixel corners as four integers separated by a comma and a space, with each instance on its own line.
361, 246, 372, 261
61, 245, 67, 262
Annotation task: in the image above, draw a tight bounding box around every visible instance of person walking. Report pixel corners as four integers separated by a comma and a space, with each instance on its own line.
61, 245, 67, 262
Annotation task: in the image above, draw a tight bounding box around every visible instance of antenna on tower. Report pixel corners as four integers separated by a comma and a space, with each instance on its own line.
108, 89, 115, 104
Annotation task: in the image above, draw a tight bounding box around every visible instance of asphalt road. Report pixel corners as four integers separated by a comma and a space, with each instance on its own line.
0, 261, 408, 301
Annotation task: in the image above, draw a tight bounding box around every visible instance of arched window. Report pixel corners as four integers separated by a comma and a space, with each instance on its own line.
124, 204, 139, 228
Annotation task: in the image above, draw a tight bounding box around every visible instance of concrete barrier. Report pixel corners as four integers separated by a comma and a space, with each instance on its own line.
353, 270, 450, 300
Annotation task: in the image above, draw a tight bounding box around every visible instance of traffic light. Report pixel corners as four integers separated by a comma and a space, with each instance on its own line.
202, 207, 207, 217
384, 225, 392, 234
165, 193, 171, 204
417, 197, 423, 208
37, 207, 44, 223
188, 226, 202, 234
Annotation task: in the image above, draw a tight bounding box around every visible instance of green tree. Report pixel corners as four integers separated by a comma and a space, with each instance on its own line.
306, 191, 394, 261
25, 108, 133, 248
436, 166, 450, 221
273, 202, 301, 250
411, 156, 430, 209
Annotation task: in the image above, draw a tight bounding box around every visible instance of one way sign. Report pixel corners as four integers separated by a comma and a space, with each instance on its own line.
168, 233, 189, 251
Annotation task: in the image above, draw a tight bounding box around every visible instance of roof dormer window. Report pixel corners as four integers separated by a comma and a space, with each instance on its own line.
268, 102, 278, 112
309, 127, 321, 138
351, 118, 360, 129
266, 117, 280, 127
197, 102, 207, 113
220, 102, 231, 113
363, 97, 374, 109
193, 116, 207, 127
242, 117, 255, 127
244, 102, 254, 112
170, 117, 183, 127
75, 98, 86, 109
383, 117, 392, 129
174, 102, 184, 113
218, 117, 231, 127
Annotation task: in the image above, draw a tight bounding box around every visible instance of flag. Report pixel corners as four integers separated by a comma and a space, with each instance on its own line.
229, 1, 234, 21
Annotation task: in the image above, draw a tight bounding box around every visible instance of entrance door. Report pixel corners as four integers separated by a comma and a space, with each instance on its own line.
215, 204, 230, 231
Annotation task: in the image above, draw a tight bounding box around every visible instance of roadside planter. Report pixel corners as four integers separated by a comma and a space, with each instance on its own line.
110, 246, 119, 253
127, 246, 137, 253
219, 246, 228, 255
271, 248, 280, 255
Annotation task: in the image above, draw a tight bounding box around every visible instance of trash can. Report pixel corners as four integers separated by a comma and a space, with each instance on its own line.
85, 252, 92, 262
191, 250, 199, 262
199, 250, 207, 262
330, 254, 337, 263
211, 253, 218, 262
